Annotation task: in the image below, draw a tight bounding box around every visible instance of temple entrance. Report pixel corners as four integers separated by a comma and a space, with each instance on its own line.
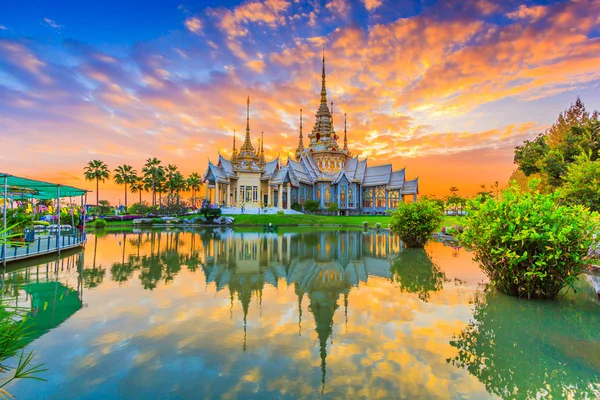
263, 194, 268, 207
274, 190, 279, 207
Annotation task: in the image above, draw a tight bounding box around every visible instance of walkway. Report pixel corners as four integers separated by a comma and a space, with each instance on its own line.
1, 232, 86, 263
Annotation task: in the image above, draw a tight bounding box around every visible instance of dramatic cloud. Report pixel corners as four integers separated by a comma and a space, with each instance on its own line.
1, 0, 599, 201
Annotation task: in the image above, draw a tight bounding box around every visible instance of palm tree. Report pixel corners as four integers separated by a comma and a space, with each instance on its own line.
84, 160, 110, 206
141, 158, 164, 206
164, 164, 187, 205
187, 173, 202, 209
130, 175, 144, 204
113, 164, 136, 207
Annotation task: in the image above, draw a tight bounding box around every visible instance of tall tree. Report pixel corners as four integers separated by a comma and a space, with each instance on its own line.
130, 175, 144, 203
142, 158, 164, 206
113, 164, 136, 207
187, 173, 202, 208
84, 160, 110, 206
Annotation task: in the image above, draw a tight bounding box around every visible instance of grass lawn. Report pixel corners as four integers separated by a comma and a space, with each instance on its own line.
86, 214, 465, 230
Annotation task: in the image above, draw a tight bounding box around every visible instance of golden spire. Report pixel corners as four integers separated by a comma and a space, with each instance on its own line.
295, 108, 305, 160
258, 131, 266, 168
240, 96, 256, 155
343, 113, 348, 152
231, 129, 238, 163
320, 45, 327, 105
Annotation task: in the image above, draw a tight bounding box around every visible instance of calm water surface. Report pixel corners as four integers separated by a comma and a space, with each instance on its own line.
3, 228, 599, 399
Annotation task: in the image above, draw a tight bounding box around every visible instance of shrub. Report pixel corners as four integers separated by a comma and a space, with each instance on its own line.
362, 221, 368, 228
95, 219, 107, 229
200, 207, 222, 218
127, 201, 156, 216
277, 210, 285, 215
460, 184, 600, 299
304, 200, 320, 214
375, 222, 382, 229
291, 202, 302, 212
327, 202, 339, 213
389, 199, 443, 248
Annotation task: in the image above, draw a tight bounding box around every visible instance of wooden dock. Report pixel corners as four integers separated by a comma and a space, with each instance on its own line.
1, 233, 86, 264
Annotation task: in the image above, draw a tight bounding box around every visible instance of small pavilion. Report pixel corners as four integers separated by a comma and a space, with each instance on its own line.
1, 173, 88, 266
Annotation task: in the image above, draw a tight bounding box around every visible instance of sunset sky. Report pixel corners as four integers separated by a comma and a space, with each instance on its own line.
1, 0, 599, 203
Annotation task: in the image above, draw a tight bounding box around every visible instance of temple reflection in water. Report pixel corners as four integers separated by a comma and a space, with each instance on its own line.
201, 229, 403, 389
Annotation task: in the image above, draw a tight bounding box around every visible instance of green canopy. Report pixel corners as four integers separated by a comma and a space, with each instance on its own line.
21, 282, 82, 345
0, 173, 87, 200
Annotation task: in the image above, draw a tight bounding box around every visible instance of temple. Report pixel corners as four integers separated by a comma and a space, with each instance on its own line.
202, 49, 418, 215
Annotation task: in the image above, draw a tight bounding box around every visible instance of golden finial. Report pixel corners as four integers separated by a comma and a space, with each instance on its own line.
344, 113, 348, 151
320, 45, 327, 104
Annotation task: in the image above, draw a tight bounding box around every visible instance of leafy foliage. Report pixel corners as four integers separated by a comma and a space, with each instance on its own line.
84, 159, 110, 206
0, 225, 47, 395
460, 184, 600, 299
389, 199, 443, 248
290, 202, 302, 212
304, 200, 320, 214
513, 97, 599, 191
200, 208, 222, 219
95, 219, 107, 229
327, 202, 339, 213
126, 201, 157, 216
559, 152, 600, 212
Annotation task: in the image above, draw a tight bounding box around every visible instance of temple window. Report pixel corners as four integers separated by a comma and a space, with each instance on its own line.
363, 188, 373, 208
341, 186, 347, 207
252, 186, 258, 202
389, 190, 399, 209
325, 186, 331, 207
376, 186, 386, 208
239, 186, 245, 203
348, 186, 354, 208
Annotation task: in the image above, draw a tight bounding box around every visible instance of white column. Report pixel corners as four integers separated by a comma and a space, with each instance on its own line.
226, 183, 230, 207
267, 186, 272, 207
215, 182, 220, 205
278, 185, 283, 209
286, 184, 291, 210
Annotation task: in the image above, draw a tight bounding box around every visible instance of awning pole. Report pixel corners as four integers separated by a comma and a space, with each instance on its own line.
2, 175, 7, 270
57, 185, 61, 255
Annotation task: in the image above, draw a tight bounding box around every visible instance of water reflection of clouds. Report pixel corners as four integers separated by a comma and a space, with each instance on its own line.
6, 230, 493, 399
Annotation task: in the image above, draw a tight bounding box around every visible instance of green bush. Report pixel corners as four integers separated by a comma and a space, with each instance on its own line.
127, 201, 157, 215
389, 199, 443, 248
291, 202, 302, 212
95, 219, 107, 229
151, 218, 164, 224
460, 184, 600, 299
277, 210, 285, 215
200, 207, 222, 218
304, 200, 320, 214
327, 202, 339, 213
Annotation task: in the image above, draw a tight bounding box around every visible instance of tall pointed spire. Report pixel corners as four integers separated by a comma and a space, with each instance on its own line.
343, 113, 348, 152
239, 95, 256, 157
231, 129, 238, 163
320, 45, 327, 105
295, 108, 305, 160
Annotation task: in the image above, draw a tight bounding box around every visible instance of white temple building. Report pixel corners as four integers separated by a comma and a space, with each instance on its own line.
203, 51, 418, 215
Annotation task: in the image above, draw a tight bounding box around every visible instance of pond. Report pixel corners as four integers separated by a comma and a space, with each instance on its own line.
3, 228, 599, 399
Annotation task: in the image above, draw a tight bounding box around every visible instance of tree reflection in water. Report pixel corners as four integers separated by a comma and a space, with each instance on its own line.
449, 288, 600, 399
390, 248, 446, 301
